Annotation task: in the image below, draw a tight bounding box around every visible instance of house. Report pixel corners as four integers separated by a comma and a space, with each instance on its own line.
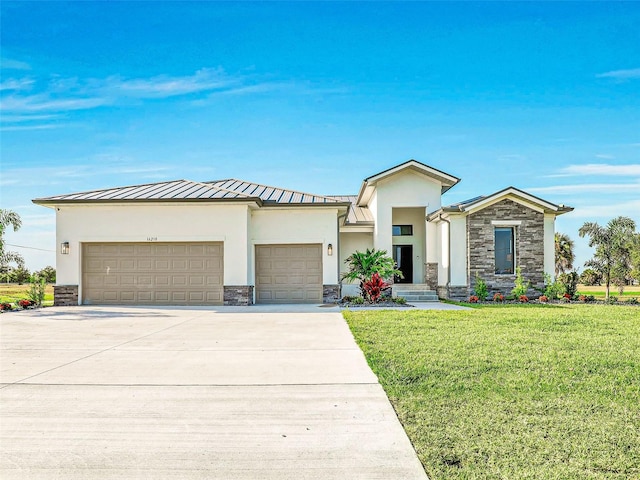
33, 160, 572, 306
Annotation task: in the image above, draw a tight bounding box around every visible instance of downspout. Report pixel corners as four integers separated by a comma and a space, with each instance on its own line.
439, 214, 452, 294
336, 212, 348, 299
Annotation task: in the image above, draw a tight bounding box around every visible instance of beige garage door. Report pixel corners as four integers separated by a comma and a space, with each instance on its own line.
82, 242, 223, 305
255, 244, 322, 304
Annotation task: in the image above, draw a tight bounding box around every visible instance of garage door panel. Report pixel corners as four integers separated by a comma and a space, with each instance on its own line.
82, 242, 223, 306
255, 243, 322, 304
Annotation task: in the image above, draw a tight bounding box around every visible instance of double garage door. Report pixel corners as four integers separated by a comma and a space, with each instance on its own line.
82, 242, 322, 305
82, 242, 223, 305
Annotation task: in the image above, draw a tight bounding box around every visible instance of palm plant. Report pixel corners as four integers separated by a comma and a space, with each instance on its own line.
341, 248, 403, 289
554, 232, 574, 277
0, 209, 24, 269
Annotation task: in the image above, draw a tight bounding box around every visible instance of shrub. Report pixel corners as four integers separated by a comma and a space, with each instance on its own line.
469, 295, 479, 303
350, 296, 364, 305
511, 267, 530, 298
27, 275, 46, 307
539, 295, 548, 303
473, 274, 488, 301
519, 295, 529, 303
362, 273, 390, 303
606, 296, 618, 304
628, 297, 639, 305
543, 273, 564, 300
392, 296, 407, 305
17, 299, 35, 309
578, 295, 587, 302
558, 271, 579, 298
493, 292, 504, 302
0, 302, 12, 311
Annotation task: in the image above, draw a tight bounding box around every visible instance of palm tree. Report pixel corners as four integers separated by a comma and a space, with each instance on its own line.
554, 232, 575, 277
0, 209, 24, 269
579, 216, 636, 300
341, 248, 403, 287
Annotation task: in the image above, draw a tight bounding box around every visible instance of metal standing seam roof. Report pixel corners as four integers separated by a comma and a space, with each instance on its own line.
204, 179, 345, 204
33, 179, 351, 206
327, 195, 374, 224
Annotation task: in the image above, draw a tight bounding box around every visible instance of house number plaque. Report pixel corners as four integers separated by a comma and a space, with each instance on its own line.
147, 237, 158, 242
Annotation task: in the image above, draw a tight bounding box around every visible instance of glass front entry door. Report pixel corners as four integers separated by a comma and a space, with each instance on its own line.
393, 245, 413, 284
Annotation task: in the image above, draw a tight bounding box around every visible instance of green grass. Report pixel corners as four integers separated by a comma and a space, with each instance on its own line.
577, 285, 640, 300
344, 304, 640, 479
0, 283, 54, 306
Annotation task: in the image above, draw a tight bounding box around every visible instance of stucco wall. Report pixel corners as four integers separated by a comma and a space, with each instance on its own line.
250, 207, 340, 285
55, 203, 251, 289
339, 231, 374, 296
467, 199, 545, 294
449, 216, 468, 286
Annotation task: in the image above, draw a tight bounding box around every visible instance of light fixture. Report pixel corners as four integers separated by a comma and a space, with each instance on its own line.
61, 242, 70, 255
327, 243, 333, 256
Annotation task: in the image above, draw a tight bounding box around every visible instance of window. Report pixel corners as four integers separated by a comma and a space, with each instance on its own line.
495, 227, 514, 274
392, 225, 413, 236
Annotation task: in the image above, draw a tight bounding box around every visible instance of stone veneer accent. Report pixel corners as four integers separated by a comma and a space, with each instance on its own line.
437, 285, 469, 301
323, 284, 340, 303
54, 285, 79, 306
425, 263, 438, 289
467, 199, 544, 296
223, 286, 254, 306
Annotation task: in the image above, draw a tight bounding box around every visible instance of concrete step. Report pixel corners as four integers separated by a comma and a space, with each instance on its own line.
398, 294, 439, 302
392, 284, 433, 291
394, 290, 438, 296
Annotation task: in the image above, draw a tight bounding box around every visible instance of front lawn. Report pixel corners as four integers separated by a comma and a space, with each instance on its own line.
344, 304, 640, 479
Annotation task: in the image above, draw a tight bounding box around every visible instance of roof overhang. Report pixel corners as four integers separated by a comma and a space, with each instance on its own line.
356, 159, 460, 206
427, 186, 574, 221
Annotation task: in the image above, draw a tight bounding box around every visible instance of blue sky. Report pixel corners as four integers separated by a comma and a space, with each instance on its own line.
1, 1, 639, 271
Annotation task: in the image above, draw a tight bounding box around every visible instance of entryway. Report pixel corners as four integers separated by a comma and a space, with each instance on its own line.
393, 244, 413, 283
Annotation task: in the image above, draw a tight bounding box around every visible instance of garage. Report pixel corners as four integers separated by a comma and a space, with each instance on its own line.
82, 242, 223, 305
255, 244, 323, 304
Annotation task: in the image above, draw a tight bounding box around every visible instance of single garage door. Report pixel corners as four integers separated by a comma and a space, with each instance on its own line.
255, 244, 322, 304
82, 242, 223, 305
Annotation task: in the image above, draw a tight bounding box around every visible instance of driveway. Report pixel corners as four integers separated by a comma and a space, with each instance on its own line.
1, 306, 427, 479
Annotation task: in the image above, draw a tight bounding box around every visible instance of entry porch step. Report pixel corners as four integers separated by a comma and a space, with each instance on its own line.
392, 284, 439, 302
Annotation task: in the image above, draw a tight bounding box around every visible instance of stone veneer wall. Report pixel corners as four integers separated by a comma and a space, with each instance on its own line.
437, 285, 469, 301
425, 263, 438, 289
223, 286, 254, 306
467, 199, 544, 296
323, 284, 340, 304
54, 285, 79, 306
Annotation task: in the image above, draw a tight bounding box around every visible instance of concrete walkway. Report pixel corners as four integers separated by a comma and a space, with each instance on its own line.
1, 306, 428, 479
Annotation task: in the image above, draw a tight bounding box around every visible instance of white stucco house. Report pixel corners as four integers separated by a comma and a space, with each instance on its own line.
34, 160, 572, 306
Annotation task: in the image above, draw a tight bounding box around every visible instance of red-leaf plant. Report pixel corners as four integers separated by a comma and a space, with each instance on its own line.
361, 273, 390, 303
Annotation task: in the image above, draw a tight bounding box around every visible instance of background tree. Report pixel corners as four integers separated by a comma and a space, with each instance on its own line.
630, 234, 640, 284
579, 216, 636, 300
579, 268, 602, 286
554, 232, 575, 277
10, 266, 31, 285
36, 266, 56, 284
0, 209, 24, 269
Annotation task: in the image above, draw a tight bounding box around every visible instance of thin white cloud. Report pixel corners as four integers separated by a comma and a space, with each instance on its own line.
568, 199, 640, 219
0, 113, 62, 123
0, 77, 35, 91
0, 123, 66, 132
1, 94, 108, 113
594, 154, 615, 160
552, 163, 640, 177
596, 68, 640, 80
0, 58, 31, 70
527, 182, 640, 194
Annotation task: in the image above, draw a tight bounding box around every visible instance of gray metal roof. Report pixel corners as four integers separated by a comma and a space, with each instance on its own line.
205, 179, 344, 204
34, 178, 350, 206
327, 195, 374, 225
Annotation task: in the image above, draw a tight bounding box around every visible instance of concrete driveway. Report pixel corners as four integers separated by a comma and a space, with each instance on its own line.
1, 306, 427, 479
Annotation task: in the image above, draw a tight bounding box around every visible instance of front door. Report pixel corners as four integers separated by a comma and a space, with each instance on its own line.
393, 245, 413, 284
